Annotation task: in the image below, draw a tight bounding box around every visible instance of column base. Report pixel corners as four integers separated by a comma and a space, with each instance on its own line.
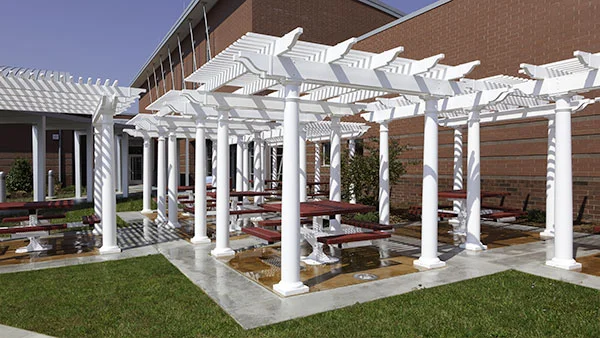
273, 281, 309, 297
141, 209, 153, 214
165, 221, 180, 229
546, 258, 582, 271
92, 227, 102, 236
539, 230, 555, 239
191, 236, 211, 244
414, 257, 446, 269
211, 247, 235, 257
99, 245, 122, 255
463, 242, 488, 251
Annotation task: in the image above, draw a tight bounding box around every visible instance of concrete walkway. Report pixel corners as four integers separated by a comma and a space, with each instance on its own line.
0, 323, 54, 337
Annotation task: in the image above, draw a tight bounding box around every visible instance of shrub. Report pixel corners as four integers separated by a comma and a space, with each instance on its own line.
527, 209, 546, 223
6, 158, 33, 192
341, 137, 408, 206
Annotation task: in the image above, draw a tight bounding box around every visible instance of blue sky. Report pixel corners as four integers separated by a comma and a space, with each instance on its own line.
0, 0, 437, 87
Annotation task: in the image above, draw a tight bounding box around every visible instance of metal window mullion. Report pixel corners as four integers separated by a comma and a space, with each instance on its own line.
167, 46, 175, 90
177, 34, 186, 90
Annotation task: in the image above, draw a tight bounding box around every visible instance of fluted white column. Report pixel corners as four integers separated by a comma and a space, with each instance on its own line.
465, 110, 486, 251
414, 109, 445, 269
242, 141, 250, 204
236, 140, 243, 191
314, 142, 321, 194
74, 130, 82, 199
273, 82, 309, 297
379, 124, 390, 225
98, 100, 121, 255
348, 138, 356, 204
121, 133, 129, 198
211, 110, 234, 257
547, 97, 581, 270
329, 115, 342, 231
453, 128, 464, 213
141, 135, 152, 213
211, 140, 217, 186
156, 133, 167, 224
86, 126, 93, 203
192, 122, 210, 244
185, 139, 190, 186
167, 131, 180, 228
299, 126, 307, 202
254, 135, 264, 205
271, 146, 278, 185
115, 135, 121, 192
32, 116, 46, 202
93, 124, 102, 233
541, 116, 556, 238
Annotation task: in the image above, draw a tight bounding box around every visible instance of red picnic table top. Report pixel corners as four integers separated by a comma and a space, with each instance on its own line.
438, 190, 510, 199
206, 190, 279, 198
177, 185, 215, 191
0, 200, 74, 212
262, 200, 375, 217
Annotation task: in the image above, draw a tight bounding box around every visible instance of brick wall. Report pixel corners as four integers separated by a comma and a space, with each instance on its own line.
350, 0, 600, 220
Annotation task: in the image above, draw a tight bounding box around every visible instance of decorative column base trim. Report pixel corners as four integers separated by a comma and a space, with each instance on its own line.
273, 282, 309, 297
99, 246, 122, 255
463, 242, 487, 251
141, 209, 153, 214
414, 257, 446, 269
539, 230, 555, 239
211, 247, 235, 257
165, 221, 180, 229
191, 236, 211, 244
546, 258, 582, 271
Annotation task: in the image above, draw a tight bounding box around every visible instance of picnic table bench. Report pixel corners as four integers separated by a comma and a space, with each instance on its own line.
341, 218, 393, 231
317, 231, 391, 246
241, 227, 281, 244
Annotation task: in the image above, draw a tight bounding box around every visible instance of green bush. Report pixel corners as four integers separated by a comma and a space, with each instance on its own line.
341, 137, 408, 206
353, 211, 380, 222
6, 158, 33, 192
527, 209, 546, 223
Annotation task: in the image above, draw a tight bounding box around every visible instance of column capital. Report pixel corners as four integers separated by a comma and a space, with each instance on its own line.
380, 122, 389, 132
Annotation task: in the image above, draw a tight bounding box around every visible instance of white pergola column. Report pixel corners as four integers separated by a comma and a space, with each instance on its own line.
262, 142, 268, 188
98, 100, 121, 254
211, 140, 217, 186
235, 140, 244, 191
348, 138, 356, 204
329, 115, 342, 231
93, 124, 102, 233
465, 110, 486, 251
32, 116, 46, 202
254, 135, 264, 205
414, 110, 446, 269
211, 110, 235, 257
167, 130, 180, 228
453, 128, 464, 213
242, 141, 250, 204
379, 123, 390, 225
115, 135, 122, 192
314, 142, 321, 194
121, 133, 129, 198
541, 116, 556, 238
271, 146, 278, 184
141, 135, 152, 213
299, 126, 307, 202
86, 126, 93, 203
192, 121, 210, 244
273, 82, 308, 297
185, 139, 190, 186
74, 130, 82, 199
546, 97, 581, 270
156, 133, 167, 224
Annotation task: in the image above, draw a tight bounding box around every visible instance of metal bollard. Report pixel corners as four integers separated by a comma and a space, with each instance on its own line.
47, 170, 55, 198
0, 171, 5, 203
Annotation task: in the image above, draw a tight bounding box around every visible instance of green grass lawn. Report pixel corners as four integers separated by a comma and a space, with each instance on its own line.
0, 255, 598, 337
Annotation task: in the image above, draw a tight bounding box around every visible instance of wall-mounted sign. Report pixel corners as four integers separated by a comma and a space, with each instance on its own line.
52, 134, 60, 141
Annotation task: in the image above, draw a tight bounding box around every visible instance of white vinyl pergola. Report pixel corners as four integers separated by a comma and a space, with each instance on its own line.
0, 66, 145, 254
145, 27, 600, 296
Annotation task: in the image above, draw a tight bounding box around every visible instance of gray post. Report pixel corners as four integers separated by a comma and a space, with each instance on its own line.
47, 170, 55, 199
0, 172, 5, 203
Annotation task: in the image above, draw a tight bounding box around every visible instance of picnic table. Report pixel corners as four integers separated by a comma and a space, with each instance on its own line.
0, 200, 75, 253
262, 201, 377, 265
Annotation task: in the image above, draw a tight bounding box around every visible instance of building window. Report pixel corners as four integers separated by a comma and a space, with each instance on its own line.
322, 142, 330, 166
